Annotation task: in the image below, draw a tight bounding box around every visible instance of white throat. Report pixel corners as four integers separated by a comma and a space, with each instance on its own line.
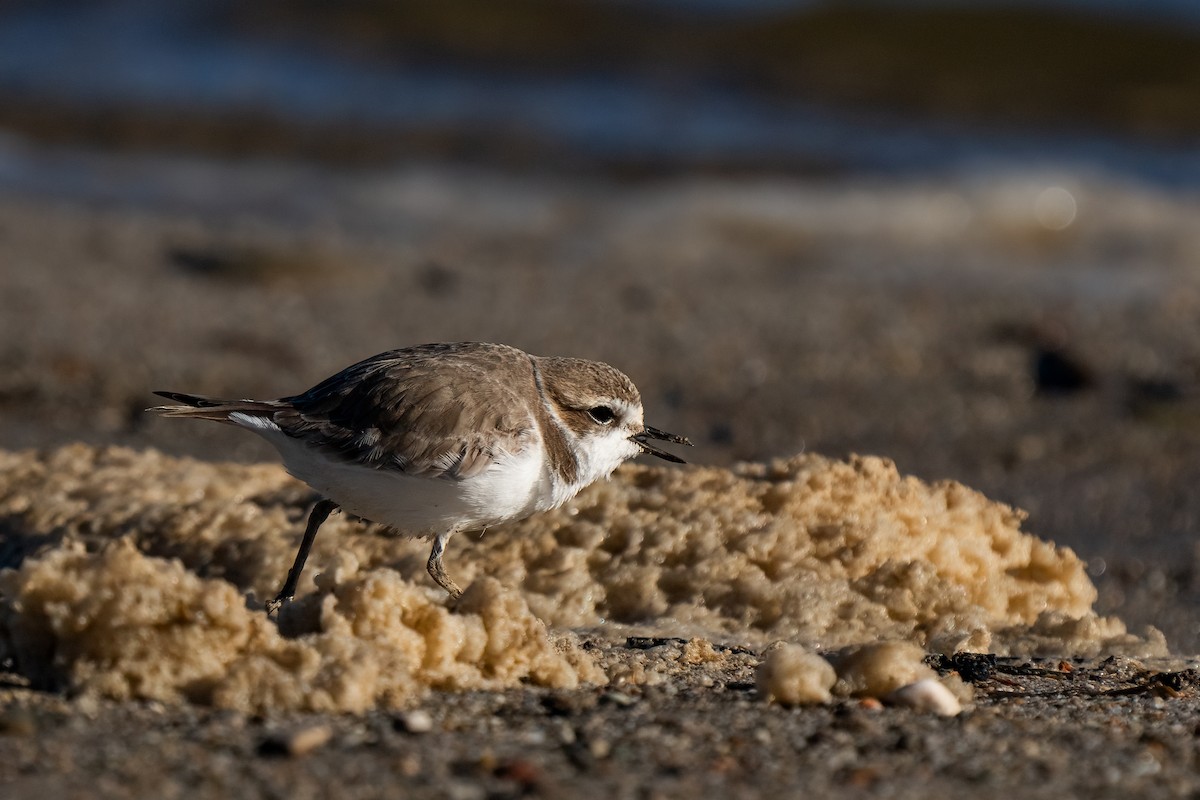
537, 403, 642, 512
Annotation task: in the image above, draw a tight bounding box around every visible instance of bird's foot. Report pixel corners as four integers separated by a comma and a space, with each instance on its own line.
265, 593, 291, 616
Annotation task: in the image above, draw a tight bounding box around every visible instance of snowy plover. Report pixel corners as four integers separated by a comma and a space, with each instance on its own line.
150, 342, 690, 611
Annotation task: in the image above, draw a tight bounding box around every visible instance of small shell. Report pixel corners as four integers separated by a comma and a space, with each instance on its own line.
885, 678, 962, 716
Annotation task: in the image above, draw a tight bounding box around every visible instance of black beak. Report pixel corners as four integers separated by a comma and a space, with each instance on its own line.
632, 425, 693, 464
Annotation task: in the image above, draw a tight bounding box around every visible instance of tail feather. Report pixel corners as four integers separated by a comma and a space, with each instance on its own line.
148, 391, 285, 424
152, 390, 230, 407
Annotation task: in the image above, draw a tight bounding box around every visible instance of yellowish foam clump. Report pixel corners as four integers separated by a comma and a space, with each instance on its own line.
830, 641, 937, 698
756, 643, 836, 705
0, 444, 1167, 711
0, 538, 599, 713
493, 452, 1163, 656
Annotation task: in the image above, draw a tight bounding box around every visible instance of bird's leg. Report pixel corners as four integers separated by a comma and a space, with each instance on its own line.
427, 530, 463, 599
267, 498, 338, 615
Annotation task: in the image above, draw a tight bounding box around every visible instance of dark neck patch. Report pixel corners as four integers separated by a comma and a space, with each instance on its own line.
529, 357, 580, 485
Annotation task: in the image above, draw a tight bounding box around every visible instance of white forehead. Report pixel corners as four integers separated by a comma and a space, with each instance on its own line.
610, 397, 643, 426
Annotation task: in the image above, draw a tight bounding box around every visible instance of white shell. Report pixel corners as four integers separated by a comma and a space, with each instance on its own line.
884, 678, 963, 716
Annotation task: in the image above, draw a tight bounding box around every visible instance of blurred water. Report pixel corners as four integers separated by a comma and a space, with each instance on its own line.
632, 0, 1200, 23
0, 0, 1199, 193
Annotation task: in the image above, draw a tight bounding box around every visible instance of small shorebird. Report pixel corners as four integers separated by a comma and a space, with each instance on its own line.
150, 342, 690, 612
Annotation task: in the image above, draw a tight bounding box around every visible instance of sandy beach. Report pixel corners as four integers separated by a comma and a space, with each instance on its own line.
2, 157, 1199, 796
4, 2, 1200, 795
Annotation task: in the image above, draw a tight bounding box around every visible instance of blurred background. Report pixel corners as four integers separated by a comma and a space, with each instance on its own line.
2, 0, 1200, 647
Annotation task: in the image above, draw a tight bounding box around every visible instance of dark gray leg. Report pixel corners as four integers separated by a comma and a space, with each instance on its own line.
267, 498, 338, 614
426, 531, 463, 598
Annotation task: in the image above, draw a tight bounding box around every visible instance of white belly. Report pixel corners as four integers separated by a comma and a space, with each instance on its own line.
239, 417, 548, 535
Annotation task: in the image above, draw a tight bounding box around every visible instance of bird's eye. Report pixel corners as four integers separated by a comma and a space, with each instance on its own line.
588, 406, 616, 425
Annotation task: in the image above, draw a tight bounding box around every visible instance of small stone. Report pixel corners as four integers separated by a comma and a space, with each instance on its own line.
495, 758, 541, 789
0, 710, 36, 736
396, 709, 434, 734
520, 728, 547, 746
600, 691, 637, 707
259, 724, 333, 757
542, 692, 595, 716
290, 724, 334, 755
446, 781, 486, 800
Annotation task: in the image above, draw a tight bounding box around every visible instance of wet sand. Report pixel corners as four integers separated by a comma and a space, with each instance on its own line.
2, 158, 1200, 796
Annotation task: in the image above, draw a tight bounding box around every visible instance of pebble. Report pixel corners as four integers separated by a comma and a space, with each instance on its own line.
286, 724, 334, 756
396, 709, 434, 734
0, 710, 37, 736
446, 781, 485, 800
601, 691, 637, 707
260, 724, 333, 757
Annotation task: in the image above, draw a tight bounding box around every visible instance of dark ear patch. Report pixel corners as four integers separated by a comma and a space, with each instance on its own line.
556, 406, 598, 439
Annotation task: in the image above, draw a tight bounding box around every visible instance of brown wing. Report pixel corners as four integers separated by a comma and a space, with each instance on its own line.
274, 343, 541, 480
